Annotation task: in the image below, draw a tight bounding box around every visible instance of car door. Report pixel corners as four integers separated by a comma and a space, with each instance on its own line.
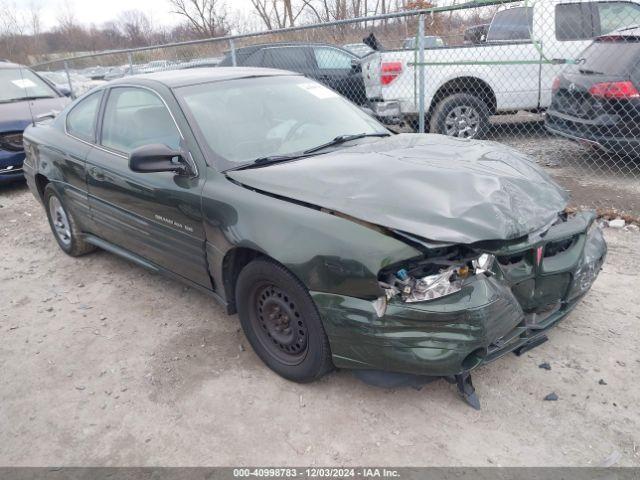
310, 46, 367, 104
52, 89, 104, 220
261, 46, 316, 78
485, 6, 541, 110
85, 85, 212, 289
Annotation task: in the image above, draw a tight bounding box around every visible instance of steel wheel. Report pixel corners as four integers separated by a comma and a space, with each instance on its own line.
236, 258, 333, 382
444, 105, 480, 138
48, 195, 72, 246
251, 283, 308, 365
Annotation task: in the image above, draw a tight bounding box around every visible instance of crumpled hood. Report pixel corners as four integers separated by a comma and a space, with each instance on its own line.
227, 134, 569, 244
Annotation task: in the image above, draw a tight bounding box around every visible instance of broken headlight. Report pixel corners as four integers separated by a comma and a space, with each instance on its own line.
376, 253, 495, 313
403, 266, 465, 303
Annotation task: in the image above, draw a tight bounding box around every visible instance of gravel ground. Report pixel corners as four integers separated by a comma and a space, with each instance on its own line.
1, 179, 639, 467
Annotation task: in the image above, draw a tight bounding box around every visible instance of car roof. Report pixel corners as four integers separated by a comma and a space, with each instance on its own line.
230, 42, 350, 54
109, 66, 299, 88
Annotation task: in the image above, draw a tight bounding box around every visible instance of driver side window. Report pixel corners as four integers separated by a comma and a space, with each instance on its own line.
101, 87, 181, 154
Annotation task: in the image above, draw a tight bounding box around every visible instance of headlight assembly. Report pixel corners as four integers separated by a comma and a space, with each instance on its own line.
374, 253, 495, 315
472, 253, 495, 274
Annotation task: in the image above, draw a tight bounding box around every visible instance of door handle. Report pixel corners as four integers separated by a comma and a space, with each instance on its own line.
89, 166, 106, 181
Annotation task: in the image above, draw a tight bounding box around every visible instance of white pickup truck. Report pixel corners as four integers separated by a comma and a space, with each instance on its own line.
362, 0, 640, 138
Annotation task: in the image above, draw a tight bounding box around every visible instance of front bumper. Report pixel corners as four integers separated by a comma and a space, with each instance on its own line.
313, 212, 607, 377
0, 150, 25, 183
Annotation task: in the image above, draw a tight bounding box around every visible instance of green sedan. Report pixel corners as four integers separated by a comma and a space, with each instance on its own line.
22, 68, 606, 408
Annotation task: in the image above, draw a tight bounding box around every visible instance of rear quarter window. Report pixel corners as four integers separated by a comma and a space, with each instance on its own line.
556, 2, 640, 41
486, 6, 534, 42
66, 90, 103, 141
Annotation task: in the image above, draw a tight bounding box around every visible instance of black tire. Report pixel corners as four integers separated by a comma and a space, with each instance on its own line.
43, 184, 96, 257
236, 258, 333, 383
429, 93, 490, 139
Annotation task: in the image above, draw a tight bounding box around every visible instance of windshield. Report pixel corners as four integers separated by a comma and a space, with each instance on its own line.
0, 68, 58, 103
176, 75, 387, 169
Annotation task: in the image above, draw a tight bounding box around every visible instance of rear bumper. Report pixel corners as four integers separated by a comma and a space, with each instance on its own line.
545, 110, 640, 152
368, 100, 402, 124
313, 213, 607, 377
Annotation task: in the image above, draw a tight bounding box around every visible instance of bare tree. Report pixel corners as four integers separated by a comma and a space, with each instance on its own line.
118, 10, 153, 46
0, 0, 27, 60
167, 0, 229, 38
249, 0, 307, 29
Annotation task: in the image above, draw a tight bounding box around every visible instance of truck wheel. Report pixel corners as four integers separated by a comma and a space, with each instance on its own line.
44, 184, 96, 257
430, 93, 490, 139
235, 258, 333, 383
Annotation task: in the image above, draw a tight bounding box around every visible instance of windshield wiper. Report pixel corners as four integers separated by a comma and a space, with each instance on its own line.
0, 95, 56, 104
227, 132, 390, 172
302, 132, 390, 155
230, 153, 309, 171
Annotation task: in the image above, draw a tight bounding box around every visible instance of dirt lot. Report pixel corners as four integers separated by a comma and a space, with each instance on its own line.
2, 175, 640, 467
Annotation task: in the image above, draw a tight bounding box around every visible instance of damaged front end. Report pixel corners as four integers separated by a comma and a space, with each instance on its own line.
374, 247, 496, 316
311, 210, 607, 409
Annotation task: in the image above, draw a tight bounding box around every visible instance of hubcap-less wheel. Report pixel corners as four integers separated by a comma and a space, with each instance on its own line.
251, 283, 308, 365
444, 105, 480, 138
48, 196, 72, 246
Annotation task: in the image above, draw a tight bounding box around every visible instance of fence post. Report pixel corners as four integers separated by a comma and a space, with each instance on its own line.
229, 39, 237, 67
417, 14, 426, 134
127, 51, 134, 75
63, 60, 75, 99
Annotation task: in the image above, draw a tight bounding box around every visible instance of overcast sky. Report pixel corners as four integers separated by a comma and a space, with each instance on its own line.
17, 0, 254, 31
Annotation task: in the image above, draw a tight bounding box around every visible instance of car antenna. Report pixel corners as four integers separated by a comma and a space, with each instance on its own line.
18, 66, 36, 127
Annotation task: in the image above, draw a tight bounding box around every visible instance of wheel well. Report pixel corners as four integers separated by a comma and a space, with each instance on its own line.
222, 247, 264, 314
430, 77, 497, 116
34, 174, 49, 201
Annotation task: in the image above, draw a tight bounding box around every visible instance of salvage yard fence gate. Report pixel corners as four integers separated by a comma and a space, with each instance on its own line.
32, 0, 640, 218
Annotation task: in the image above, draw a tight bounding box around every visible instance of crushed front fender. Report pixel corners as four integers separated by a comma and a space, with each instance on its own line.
312, 212, 607, 377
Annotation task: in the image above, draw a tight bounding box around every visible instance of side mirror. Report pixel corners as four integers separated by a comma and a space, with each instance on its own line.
129, 144, 191, 175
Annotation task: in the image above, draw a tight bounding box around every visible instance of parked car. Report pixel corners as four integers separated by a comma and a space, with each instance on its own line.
0, 61, 69, 183
343, 42, 374, 57
401, 35, 445, 49
22, 68, 606, 408
464, 24, 489, 45
137, 60, 177, 74
40, 71, 105, 97
362, 0, 640, 137
103, 65, 138, 81
218, 42, 368, 105
80, 66, 110, 80
178, 57, 223, 69
546, 27, 640, 153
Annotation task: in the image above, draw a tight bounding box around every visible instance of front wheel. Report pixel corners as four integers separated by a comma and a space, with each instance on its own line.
430, 93, 490, 139
235, 258, 333, 383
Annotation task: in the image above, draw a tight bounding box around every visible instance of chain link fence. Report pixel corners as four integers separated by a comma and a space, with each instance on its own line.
31, 0, 640, 218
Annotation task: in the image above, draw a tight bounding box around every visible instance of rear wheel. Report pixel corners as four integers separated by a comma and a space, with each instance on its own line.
44, 184, 95, 257
236, 258, 333, 383
430, 93, 490, 139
